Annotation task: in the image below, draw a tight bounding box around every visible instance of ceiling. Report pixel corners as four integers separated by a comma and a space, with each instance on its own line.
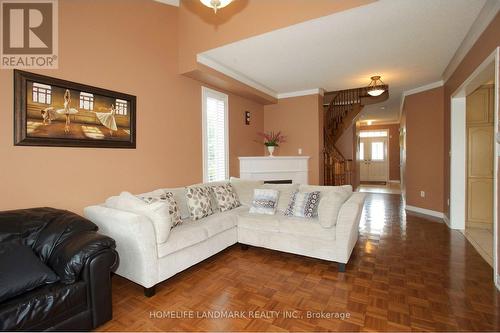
200, 0, 487, 123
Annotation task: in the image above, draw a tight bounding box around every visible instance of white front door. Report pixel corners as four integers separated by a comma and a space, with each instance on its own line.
360, 136, 388, 182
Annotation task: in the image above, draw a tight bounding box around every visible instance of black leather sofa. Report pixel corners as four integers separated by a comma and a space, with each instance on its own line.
0, 207, 118, 331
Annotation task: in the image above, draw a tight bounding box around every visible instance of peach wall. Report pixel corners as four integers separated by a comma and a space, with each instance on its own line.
403, 87, 445, 212
178, 0, 374, 74
444, 12, 500, 219
0, 0, 264, 214
263, 95, 323, 185
359, 124, 401, 181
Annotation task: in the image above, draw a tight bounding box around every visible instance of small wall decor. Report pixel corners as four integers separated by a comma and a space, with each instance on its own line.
14, 70, 136, 148
245, 111, 251, 125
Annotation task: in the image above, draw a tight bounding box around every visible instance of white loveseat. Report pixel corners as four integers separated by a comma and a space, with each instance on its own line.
83, 179, 365, 296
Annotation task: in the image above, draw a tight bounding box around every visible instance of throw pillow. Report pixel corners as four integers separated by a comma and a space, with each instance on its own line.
249, 189, 280, 215
105, 191, 173, 244
317, 191, 351, 228
139, 191, 183, 228
211, 184, 241, 212
186, 186, 214, 220
230, 177, 264, 206
0, 242, 59, 303
261, 183, 299, 212
285, 191, 321, 218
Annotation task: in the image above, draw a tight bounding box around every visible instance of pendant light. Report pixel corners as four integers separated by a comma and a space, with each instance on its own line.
367, 76, 386, 97
200, 0, 233, 13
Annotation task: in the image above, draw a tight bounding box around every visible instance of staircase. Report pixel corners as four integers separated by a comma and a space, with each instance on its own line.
323, 86, 388, 186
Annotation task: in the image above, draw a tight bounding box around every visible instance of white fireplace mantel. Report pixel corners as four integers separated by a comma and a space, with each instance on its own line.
238, 156, 310, 184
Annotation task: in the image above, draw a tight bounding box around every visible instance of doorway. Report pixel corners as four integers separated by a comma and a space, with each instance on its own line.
450, 47, 499, 288
359, 130, 389, 183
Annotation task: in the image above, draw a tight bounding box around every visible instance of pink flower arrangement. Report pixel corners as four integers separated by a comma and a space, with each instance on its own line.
257, 131, 286, 147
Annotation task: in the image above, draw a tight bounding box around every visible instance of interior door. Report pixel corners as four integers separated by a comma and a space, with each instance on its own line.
360, 136, 388, 182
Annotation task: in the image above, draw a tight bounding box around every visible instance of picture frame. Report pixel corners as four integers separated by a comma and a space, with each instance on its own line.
14, 70, 136, 148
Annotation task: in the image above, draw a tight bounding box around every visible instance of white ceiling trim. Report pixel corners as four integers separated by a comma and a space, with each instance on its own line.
442, 0, 500, 83
197, 54, 278, 98
154, 0, 180, 7
277, 89, 324, 99
399, 80, 444, 121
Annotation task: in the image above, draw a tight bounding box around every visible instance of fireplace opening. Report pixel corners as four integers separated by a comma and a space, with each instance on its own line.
263, 180, 293, 184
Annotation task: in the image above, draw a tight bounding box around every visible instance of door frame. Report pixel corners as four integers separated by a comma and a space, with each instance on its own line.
359, 129, 390, 182
450, 47, 499, 289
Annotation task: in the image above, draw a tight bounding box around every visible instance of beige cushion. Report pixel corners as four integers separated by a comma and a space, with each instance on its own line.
299, 184, 352, 195
105, 191, 173, 244
261, 183, 299, 212
278, 216, 336, 241
317, 191, 351, 228
230, 177, 264, 206
162, 187, 190, 219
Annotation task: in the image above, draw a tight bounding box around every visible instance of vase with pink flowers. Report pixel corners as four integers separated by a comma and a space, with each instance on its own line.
257, 131, 286, 156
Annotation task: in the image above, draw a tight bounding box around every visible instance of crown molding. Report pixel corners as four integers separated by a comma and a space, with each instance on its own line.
277, 88, 324, 99
154, 0, 180, 6
442, 0, 500, 83
398, 80, 444, 120
197, 54, 278, 98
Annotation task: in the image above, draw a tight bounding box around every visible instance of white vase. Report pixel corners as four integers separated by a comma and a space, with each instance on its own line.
267, 146, 275, 156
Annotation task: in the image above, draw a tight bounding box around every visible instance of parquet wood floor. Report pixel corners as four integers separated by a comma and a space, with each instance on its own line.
98, 194, 500, 332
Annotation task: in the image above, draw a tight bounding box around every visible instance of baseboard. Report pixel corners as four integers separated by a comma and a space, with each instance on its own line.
443, 215, 451, 228
405, 205, 445, 219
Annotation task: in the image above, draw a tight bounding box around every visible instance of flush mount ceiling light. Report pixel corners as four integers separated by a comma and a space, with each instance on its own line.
367, 75, 386, 97
200, 0, 233, 13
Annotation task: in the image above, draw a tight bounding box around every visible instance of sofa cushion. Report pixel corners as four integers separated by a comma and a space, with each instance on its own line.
0, 242, 59, 303
190, 181, 229, 212
138, 191, 183, 228
278, 216, 336, 241
230, 177, 264, 206
157, 221, 209, 258
186, 186, 214, 220
285, 191, 321, 218
200, 212, 237, 238
211, 184, 241, 212
299, 184, 352, 196
105, 191, 172, 244
162, 187, 190, 219
249, 189, 279, 215
236, 212, 280, 233
261, 183, 299, 212
318, 191, 351, 228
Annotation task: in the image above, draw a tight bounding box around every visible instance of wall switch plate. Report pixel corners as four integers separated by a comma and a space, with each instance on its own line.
420, 191, 425, 198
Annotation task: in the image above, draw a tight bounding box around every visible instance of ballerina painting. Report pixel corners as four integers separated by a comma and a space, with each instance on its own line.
94, 104, 117, 136
15, 70, 136, 148
40, 107, 58, 125
56, 89, 79, 133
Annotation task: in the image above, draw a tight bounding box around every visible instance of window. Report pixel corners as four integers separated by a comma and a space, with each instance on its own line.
115, 99, 128, 115
202, 87, 228, 182
359, 130, 388, 138
79, 92, 94, 110
32, 82, 51, 104
359, 142, 364, 160
371, 142, 385, 160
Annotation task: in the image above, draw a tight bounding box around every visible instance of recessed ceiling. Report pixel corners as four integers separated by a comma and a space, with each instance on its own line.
200, 0, 487, 123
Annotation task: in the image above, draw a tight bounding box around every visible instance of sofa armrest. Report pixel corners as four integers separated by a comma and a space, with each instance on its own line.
48, 231, 116, 284
83, 205, 159, 288
335, 193, 366, 263
81, 248, 118, 328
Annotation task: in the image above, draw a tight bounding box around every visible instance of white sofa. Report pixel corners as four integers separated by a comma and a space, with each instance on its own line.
83, 180, 365, 296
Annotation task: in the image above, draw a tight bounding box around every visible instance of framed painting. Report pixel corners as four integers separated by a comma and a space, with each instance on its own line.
14, 70, 136, 148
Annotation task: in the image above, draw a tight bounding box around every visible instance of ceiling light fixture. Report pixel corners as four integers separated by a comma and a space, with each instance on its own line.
367, 75, 386, 97
200, 0, 233, 13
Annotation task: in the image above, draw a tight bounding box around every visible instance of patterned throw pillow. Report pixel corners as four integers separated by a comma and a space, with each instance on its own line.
186, 186, 214, 220
138, 192, 182, 227
285, 191, 321, 218
249, 189, 279, 215
211, 184, 241, 212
